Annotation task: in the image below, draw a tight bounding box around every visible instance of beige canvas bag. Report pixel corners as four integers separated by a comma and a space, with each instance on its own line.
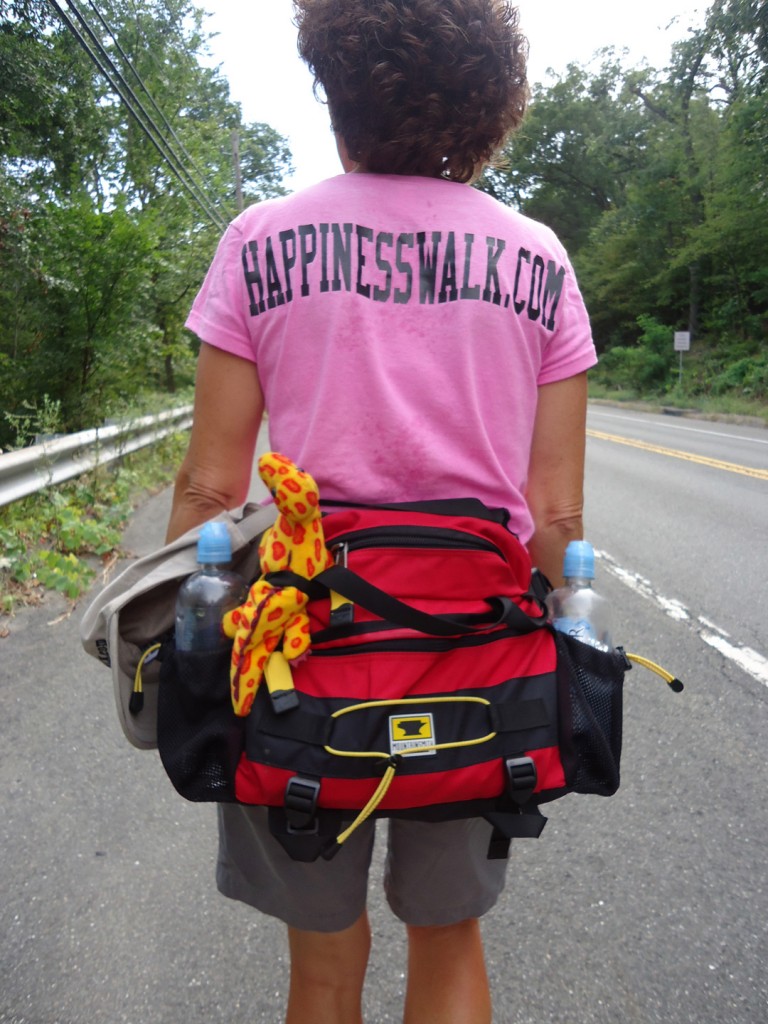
80, 504, 277, 749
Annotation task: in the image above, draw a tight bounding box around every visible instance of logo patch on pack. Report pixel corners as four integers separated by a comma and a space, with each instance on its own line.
389, 714, 437, 757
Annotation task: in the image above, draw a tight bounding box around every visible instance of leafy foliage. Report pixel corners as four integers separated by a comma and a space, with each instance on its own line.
0, 425, 189, 613
2, 0, 765, 426
590, 316, 676, 395
0, 0, 293, 448
479, 0, 767, 406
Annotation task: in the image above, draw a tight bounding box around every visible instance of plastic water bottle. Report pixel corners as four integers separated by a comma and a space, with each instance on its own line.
546, 540, 613, 651
175, 521, 248, 653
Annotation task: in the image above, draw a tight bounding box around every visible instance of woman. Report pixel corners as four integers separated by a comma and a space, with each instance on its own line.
167, 1, 596, 1021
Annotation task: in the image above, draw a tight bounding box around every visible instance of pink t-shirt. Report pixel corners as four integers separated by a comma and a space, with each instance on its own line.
186, 174, 596, 542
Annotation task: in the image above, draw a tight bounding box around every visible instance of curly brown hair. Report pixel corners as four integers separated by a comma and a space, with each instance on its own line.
293, 0, 528, 182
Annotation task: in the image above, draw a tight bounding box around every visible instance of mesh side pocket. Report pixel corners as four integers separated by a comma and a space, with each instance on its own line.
157, 647, 244, 802
554, 630, 626, 796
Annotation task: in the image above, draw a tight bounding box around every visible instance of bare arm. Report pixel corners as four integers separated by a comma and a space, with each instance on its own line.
166, 343, 265, 542
525, 372, 588, 587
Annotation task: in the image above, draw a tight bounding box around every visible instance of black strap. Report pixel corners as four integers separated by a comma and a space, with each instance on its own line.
268, 564, 547, 638
486, 827, 513, 860
256, 697, 549, 748
320, 497, 511, 526
268, 806, 348, 862
255, 705, 331, 745
484, 805, 548, 842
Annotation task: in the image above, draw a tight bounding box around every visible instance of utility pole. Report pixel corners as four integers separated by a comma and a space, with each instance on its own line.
231, 131, 244, 213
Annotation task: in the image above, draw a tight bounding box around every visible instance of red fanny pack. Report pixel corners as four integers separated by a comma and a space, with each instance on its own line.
157, 499, 628, 862
219, 500, 626, 861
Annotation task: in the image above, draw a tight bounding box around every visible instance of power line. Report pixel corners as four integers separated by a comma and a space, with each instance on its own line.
60, 0, 229, 229
46, 0, 229, 230
83, 0, 222, 201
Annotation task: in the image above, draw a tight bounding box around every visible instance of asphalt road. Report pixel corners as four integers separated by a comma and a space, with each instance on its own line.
585, 404, 768, 657
1, 410, 767, 1023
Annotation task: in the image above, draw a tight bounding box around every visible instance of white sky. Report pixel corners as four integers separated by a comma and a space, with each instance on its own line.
201, 0, 705, 191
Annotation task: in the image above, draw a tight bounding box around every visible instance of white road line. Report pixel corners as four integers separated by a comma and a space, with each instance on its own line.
589, 410, 768, 447
595, 549, 768, 688
699, 630, 768, 685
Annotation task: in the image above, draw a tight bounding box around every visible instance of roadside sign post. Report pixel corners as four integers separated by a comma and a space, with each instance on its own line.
674, 331, 691, 386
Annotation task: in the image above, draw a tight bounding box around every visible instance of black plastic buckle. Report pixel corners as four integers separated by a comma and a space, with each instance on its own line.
505, 756, 537, 803
529, 568, 553, 605
269, 687, 300, 714
284, 777, 321, 834
330, 602, 355, 627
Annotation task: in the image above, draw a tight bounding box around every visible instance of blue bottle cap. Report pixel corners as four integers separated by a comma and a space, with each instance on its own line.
197, 521, 232, 564
563, 540, 595, 580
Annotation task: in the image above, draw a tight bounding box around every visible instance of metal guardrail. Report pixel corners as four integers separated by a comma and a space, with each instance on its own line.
0, 406, 193, 508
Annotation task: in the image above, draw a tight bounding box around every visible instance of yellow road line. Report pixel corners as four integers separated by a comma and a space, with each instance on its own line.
587, 429, 768, 481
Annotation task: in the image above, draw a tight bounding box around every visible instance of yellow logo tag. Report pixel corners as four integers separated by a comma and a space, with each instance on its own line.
389, 714, 436, 757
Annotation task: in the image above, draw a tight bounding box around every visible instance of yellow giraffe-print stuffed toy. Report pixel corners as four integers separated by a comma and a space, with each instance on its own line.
257, 451, 334, 578
222, 453, 345, 717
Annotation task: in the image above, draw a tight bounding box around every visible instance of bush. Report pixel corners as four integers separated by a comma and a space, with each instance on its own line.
710, 355, 768, 399
592, 316, 675, 394
0, 430, 188, 615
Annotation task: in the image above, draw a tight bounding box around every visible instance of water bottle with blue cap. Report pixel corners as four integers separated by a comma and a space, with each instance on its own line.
546, 540, 613, 651
175, 521, 248, 653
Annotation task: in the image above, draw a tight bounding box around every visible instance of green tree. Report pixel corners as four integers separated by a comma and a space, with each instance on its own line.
486, 0, 767, 375
480, 51, 652, 253
0, 0, 114, 196
576, 64, 722, 345
0, 0, 293, 446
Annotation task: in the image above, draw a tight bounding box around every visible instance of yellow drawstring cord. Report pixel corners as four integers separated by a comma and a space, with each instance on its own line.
134, 642, 162, 696
625, 652, 684, 692
334, 763, 399, 847
325, 696, 495, 760
327, 696, 497, 848
330, 657, 683, 848
136, 638, 682, 845
130, 642, 162, 714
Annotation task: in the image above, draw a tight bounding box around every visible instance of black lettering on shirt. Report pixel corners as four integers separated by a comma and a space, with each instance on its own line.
513, 247, 530, 315
319, 223, 330, 293
356, 224, 373, 298
438, 231, 458, 303
542, 261, 565, 330
394, 233, 414, 304
460, 233, 481, 300
298, 225, 316, 298
332, 222, 353, 292
482, 236, 506, 305
239, 222, 566, 333
264, 236, 285, 309
279, 229, 297, 303
242, 241, 266, 316
418, 231, 441, 304
374, 232, 393, 303
527, 254, 546, 322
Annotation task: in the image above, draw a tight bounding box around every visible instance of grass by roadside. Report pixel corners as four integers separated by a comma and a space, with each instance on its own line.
588, 383, 768, 427
0, 432, 187, 624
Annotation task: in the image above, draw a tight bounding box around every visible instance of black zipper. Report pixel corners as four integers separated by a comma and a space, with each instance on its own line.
328, 525, 505, 560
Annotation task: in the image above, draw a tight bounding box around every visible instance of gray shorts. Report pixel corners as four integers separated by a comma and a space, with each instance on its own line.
216, 804, 509, 933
